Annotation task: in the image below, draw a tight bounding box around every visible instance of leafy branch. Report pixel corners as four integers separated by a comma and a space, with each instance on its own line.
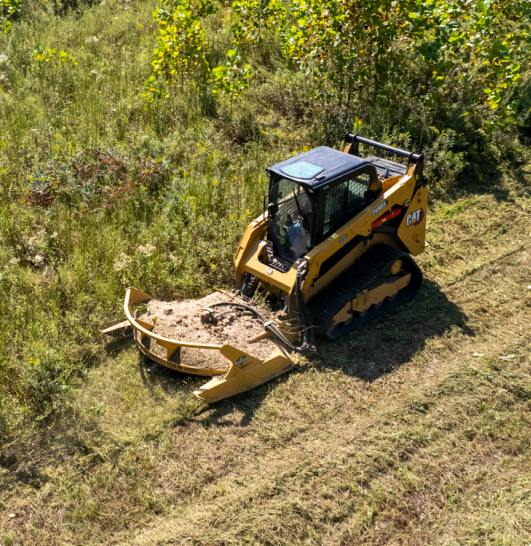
1, 0, 20, 34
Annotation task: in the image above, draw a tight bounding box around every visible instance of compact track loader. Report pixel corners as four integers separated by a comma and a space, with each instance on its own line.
106, 134, 428, 402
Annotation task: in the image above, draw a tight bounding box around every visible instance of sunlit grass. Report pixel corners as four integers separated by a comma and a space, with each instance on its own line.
0, 0, 296, 438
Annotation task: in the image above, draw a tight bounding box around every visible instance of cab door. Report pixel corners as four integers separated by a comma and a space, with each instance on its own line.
315, 167, 377, 244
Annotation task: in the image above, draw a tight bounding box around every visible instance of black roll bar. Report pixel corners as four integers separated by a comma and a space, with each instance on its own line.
345, 133, 423, 163
344, 133, 426, 187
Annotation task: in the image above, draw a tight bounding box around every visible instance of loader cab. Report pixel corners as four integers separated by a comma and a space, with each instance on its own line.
266, 146, 380, 265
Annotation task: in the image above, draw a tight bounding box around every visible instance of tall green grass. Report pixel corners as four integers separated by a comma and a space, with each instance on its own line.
0, 0, 293, 438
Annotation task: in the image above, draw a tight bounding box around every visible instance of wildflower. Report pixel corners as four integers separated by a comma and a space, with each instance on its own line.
50, 231, 58, 238
113, 253, 132, 272
213, 179, 219, 186
34, 255, 44, 263
137, 243, 155, 257
9, 258, 19, 264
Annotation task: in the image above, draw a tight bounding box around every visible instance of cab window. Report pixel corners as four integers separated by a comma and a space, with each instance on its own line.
269, 179, 313, 262
322, 173, 372, 238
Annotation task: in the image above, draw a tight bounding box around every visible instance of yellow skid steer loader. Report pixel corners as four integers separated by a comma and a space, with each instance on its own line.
105, 134, 428, 402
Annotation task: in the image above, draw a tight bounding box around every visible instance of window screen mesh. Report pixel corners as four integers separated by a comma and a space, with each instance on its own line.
269, 178, 313, 261
276, 179, 300, 219
323, 173, 371, 237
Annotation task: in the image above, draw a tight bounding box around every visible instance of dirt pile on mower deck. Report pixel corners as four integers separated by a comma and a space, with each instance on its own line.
113, 287, 296, 402
135, 292, 280, 372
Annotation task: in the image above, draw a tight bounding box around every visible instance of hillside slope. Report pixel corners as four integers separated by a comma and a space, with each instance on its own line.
1, 166, 530, 545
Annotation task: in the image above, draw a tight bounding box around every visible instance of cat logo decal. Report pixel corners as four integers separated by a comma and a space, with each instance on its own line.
406, 209, 425, 227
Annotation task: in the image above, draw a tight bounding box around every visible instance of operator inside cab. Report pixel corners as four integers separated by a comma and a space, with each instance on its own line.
267, 178, 314, 263
285, 213, 309, 258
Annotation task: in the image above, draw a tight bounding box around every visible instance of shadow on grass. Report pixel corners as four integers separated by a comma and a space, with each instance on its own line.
512, 164, 531, 198
312, 278, 473, 382
122, 338, 288, 428
455, 161, 531, 203
103, 331, 135, 357
136, 353, 208, 398
221, 279, 470, 425
102, 330, 208, 401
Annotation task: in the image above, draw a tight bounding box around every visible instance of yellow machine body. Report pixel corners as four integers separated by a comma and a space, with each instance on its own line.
234, 145, 427, 323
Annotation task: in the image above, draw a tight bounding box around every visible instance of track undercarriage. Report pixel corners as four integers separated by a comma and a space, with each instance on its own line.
308, 245, 423, 339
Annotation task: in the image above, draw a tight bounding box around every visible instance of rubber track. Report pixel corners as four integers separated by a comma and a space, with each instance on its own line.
307, 244, 422, 340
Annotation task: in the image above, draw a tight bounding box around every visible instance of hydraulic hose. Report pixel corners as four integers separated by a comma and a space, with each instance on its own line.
209, 267, 314, 353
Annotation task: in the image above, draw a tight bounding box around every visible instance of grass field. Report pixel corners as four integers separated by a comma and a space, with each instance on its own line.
1, 0, 531, 544
1, 164, 530, 544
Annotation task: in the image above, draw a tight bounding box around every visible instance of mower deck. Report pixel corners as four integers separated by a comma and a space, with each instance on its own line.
115, 287, 294, 403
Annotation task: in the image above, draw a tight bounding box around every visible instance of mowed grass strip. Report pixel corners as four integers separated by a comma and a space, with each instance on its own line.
1, 169, 530, 545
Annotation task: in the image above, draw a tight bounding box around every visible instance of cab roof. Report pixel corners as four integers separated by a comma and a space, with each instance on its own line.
267, 146, 376, 188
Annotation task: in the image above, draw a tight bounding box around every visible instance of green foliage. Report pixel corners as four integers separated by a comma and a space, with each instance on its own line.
408, 0, 530, 131
151, 0, 216, 86
143, 0, 531, 133
32, 45, 78, 66
278, 0, 531, 129
210, 49, 253, 100
1, 0, 19, 34
424, 129, 467, 196
232, 0, 286, 44
148, 0, 255, 102
143, 75, 168, 106
282, 0, 394, 100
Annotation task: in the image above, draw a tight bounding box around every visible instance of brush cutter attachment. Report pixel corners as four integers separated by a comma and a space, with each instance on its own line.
116, 287, 294, 403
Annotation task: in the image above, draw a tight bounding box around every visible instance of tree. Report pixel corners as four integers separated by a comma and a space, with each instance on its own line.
145, 0, 531, 129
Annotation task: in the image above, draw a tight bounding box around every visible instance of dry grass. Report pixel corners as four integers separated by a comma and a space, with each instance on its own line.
1, 166, 531, 545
